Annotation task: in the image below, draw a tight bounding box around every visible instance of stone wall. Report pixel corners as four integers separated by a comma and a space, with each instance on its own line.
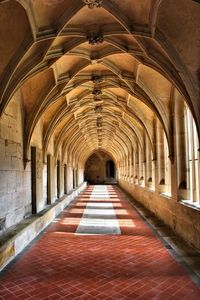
119, 179, 200, 249
0, 91, 31, 231
0, 182, 87, 271
31, 120, 46, 212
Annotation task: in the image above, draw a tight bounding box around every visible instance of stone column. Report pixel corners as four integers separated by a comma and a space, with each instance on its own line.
73, 168, 77, 188
64, 164, 67, 194
67, 164, 73, 193
175, 100, 187, 190
156, 120, 165, 193
145, 137, 153, 189
77, 168, 84, 185
56, 160, 62, 199
138, 147, 143, 185
47, 154, 54, 204
31, 146, 44, 213
134, 146, 139, 184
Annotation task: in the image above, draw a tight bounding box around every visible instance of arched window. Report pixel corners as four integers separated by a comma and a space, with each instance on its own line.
184, 107, 200, 206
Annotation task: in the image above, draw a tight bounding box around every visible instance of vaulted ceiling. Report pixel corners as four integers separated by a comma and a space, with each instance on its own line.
0, 0, 199, 166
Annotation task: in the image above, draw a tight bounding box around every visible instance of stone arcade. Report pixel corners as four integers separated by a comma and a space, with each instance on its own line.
0, 0, 200, 298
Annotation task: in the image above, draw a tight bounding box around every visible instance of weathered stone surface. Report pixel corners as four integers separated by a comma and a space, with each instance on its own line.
0, 95, 31, 233
119, 179, 200, 249
0, 182, 86, 271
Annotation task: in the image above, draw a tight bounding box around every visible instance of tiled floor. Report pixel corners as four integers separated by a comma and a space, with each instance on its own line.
0, 185, 200, 299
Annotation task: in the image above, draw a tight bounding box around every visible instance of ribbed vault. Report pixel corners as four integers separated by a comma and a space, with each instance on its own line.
0, 0, 199, 169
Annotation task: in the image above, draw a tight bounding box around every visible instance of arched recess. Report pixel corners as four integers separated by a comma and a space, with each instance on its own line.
84, 150, 117, 184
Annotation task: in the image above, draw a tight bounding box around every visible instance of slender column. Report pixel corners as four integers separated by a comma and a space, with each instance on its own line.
47, 154, 53, 204
67, 164, 73, 193
31, 146, 44, 213
156, 120, 165, 192
64, 164, 67, 194
146, 137, 153, 189
175, 96, 187, 191
134, 145, 139, 184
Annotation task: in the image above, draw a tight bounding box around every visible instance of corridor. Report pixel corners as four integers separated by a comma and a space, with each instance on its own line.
0, 185, 200, 300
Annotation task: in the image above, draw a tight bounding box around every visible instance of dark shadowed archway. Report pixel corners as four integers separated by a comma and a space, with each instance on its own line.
84, 151, 116, 184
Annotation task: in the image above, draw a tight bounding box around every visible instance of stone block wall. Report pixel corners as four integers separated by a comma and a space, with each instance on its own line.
0, 91, 31, 231
119, 179, 200, 249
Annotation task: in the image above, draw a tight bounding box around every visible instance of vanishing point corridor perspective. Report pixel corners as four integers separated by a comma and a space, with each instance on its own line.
1, 0, 200, 299
0, 185, 200, 299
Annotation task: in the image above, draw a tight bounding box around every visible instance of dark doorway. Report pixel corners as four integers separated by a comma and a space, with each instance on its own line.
106, 160, 115, 178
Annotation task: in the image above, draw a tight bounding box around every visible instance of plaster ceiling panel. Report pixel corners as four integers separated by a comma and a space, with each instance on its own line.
138, 65, 172, 106
19, 40, 51, 66
42, 97, 66, 128
53, 116, 72, 138
55, 55, 88, 75
0, 1, 30, 76
106, 54, 136, 73
67, 86, 88, 99
68, 6, 118, 26
129, 96, 154, 121
75, 106, 91, 116
108, 0, 151, 25
106, 88, 127, 98
81, 64, 110, 73
21, 69, 55, 113
51, 36, 75, 48
109, 35, 142, 51
125, 114, 142, 129
157, 0, 200, 84
31, 0, 76, 29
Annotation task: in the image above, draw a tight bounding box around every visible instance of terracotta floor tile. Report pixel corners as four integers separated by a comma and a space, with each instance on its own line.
0, 185, 199, 299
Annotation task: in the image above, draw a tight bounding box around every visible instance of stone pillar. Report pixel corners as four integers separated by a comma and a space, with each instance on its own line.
60, 162, 64, 197
64, 164, 67, 194
67, 164, 73, 193
77, 168, 84, 185
56, 160, 62, 199
31, 146, 44, 213
138, 147, 143, 185
76, 168, 79, 187
175, 100, 187, 190
129, 154, 133, 183
146, 137, 153, 189
47, 154, 54, 204
156, 120, 165, 193
73, 168, 77, 188
152, 159, 157, 192
134, 146, 139, 184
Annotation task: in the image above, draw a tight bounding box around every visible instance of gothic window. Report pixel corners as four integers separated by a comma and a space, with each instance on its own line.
184, 107, 200, 206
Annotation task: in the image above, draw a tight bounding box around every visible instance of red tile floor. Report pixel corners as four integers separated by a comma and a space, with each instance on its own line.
0, 185, 200, 299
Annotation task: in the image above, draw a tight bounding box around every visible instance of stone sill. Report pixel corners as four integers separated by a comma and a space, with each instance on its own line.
179, 199, 200, 211
160, 193, 171, 200
120, 179, 176, 202
0, 182, 87, 272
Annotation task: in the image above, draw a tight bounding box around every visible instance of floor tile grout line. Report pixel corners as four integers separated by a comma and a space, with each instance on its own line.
0, 184, 199, 300
76, 185, 121, 235
0, 189, 90, 277
119, 186, 200, 288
